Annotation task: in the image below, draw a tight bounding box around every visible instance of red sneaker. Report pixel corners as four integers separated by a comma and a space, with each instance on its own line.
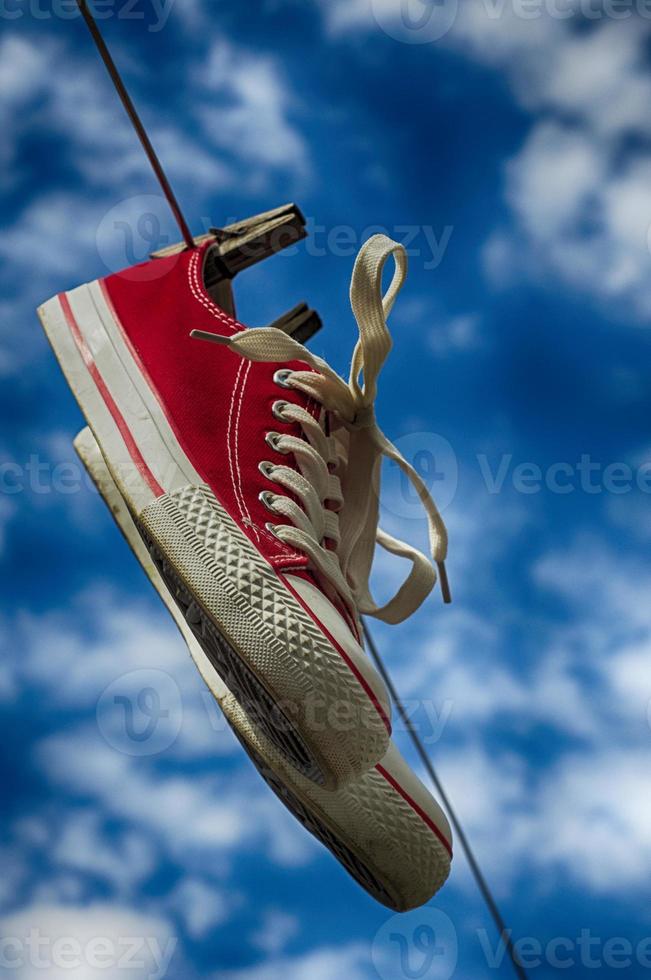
76, 424, 453, 911
38, 233, 449, 789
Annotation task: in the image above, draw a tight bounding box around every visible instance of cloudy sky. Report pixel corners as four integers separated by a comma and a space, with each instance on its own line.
2, 1, 651, 977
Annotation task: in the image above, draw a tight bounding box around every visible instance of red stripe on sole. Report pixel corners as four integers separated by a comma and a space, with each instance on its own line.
280, 574, 392, 737
58, 293, 164, 498
376, 762, 453, 857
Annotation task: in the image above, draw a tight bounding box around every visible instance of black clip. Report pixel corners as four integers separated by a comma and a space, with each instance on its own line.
151, 203, 320, 345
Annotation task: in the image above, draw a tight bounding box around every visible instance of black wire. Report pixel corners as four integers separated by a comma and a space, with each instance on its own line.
75, 0, 196, 251
362, 620, 529, 980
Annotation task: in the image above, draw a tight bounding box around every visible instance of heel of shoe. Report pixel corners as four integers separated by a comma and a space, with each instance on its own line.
38, 285, 198, 515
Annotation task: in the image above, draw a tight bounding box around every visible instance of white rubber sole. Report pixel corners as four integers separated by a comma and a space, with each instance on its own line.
75, 426, 452, 910
39, 284, 391, 789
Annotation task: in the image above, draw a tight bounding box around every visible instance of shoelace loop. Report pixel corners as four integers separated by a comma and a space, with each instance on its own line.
192, 233, 451, 623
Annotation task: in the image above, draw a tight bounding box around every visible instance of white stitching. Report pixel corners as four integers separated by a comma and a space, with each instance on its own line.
186, 249, 305, 561
188, 250, 238, 333
267, 554, 307, 562
234, 360, 260, 540
227, 358, 248, 526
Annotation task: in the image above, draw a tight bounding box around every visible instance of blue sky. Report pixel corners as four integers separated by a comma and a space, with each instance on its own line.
2, 1, 651, 977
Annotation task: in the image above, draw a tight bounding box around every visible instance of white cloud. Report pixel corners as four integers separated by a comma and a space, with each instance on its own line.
0, 304, 18, 376
317, 0, 559, 54
607, 491, 651, 543
14, 585, 239, 761
36, 723, 318, 873
38, 731, 245, 848
530, 20, 651, 137
491, 122, 651, 317
0, 194, 103, 281
314, 5, 651, 318
0, 36, 51, 177
0, 904, 177, 980
505, 122, 604, 243
434, 738, 651, 895
605, 639, 651, 719
481, 231, 519, 289
525, 747, 651, 892
531, 536, 651, 737
468, 18, 651, 316
0, 32, 237, 199
219, 943, 370, 980
532, 535, 651, 631
385, 603, 600, 743
429, 313, 483, 355
52, 811, 157, 894
0, 846, 28, 913
373, 528, 651, 897
196, 41, 309, 180
491, 535, 651, 890
0, 28, 307, 346
250, 909, 300, 957
167, 878, 233, 939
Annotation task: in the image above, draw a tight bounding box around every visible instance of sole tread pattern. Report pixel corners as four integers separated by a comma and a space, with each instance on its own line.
232, 729, 397, 909
140, 525, 326, 786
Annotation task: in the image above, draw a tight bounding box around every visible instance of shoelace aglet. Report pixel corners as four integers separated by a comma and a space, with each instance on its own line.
190, 329, 231, 346
437, 561, 452, 605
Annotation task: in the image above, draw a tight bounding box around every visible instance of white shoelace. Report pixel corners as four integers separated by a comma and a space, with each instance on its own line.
192, 233, 450, 624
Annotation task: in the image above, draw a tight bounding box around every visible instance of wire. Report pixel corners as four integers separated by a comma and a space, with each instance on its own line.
362, 621, 529, 980
75, 0, 195, 250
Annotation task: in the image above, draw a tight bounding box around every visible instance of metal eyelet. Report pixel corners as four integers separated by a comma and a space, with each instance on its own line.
258, 460, 275, 479
265, 431, 288, 454
272, 400, 289, 421
265, 522, 283, 540
259, 490, 277, 513
273, 369, 293, 389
